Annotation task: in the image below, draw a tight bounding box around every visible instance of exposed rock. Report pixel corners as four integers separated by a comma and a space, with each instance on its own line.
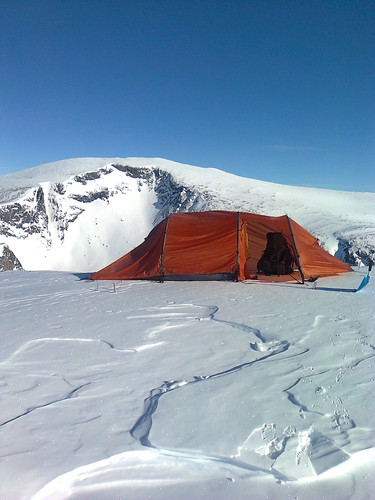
0, 187, 48, 237
70, 188, 110, 203
73, 168, 112, 185
0, 245, 23, 271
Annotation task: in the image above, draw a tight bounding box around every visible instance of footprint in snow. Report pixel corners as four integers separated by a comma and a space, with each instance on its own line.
256, 424, 296, 460
296, 428, 350, 475
250, 339, 290, 354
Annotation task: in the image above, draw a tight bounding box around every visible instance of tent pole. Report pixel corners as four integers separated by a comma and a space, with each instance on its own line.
285, 215, 305, 284
234, 211, 241, 281
159, 216, 170, 283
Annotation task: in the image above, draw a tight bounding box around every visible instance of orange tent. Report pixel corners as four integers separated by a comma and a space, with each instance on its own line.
89, 211, 351, 283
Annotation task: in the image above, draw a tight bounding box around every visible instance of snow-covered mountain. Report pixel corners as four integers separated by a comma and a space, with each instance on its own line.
0, 157, 374, 272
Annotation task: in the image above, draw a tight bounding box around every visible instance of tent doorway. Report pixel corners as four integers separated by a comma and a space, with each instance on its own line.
243, 222, 299, 281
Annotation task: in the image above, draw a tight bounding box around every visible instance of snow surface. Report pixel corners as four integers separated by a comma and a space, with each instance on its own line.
0, 157, 374, 272
1, 269, 374, 499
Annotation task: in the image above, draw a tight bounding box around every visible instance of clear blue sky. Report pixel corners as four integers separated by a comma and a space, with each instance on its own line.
1, 0, 374, 191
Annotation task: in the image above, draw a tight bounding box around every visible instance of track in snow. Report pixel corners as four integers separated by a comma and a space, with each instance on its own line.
130, 303, 296, 475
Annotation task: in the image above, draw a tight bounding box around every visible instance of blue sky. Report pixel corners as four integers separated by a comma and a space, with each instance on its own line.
1, 0, 374, 191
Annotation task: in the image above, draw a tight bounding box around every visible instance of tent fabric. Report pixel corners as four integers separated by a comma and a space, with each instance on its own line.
89, 211, 352, 282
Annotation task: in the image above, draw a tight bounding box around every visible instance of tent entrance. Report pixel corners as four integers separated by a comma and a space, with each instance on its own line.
257, 232, 294, 275
243, 222, 302, 281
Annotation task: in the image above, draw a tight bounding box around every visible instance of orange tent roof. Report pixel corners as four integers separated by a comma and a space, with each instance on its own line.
89, 211, 351, 282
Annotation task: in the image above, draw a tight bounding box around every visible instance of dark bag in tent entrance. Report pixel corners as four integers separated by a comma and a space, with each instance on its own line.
257, 232, 294, 276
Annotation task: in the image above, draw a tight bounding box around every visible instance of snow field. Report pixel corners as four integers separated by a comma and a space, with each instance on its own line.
0, 270, 374, 499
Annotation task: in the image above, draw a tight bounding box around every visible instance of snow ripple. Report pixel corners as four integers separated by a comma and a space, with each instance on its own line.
130, 304, 292, 464
0, 382, 90, 427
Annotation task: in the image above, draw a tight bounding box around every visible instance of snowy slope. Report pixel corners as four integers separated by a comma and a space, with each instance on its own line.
0, 270, 374, 499
0, 157, 374, 272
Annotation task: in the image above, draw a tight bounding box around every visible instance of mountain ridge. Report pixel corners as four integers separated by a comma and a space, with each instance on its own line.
1, 156, 373, 194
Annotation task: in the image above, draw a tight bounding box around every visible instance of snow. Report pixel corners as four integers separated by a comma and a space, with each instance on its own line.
1, 157, 374, 201
1, 269, 374, 499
